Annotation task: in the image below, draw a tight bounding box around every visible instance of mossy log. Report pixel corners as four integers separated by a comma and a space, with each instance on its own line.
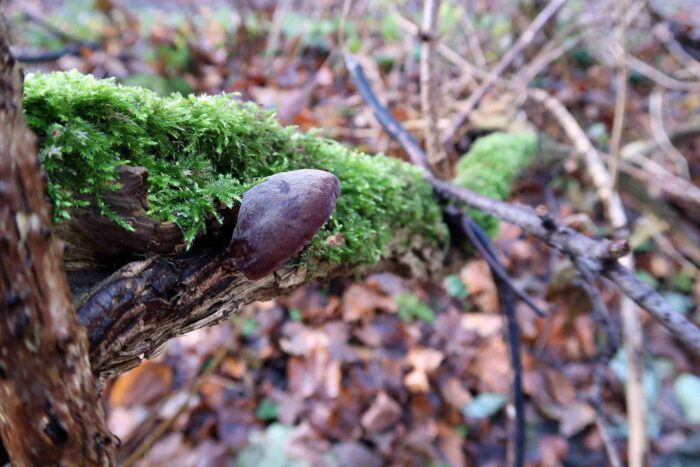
23, 71, 535, 379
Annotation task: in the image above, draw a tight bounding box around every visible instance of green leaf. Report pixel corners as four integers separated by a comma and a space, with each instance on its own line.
444, 274, 468, 300
256, 399, 279, 421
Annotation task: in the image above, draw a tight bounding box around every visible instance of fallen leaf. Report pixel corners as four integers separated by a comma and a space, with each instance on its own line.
462, 393, 508, 419
437, 422, 467, 467
407, 347, 444, 373
342, 284, 396, 321
440, 378, 474, 408
405, 370, 431, 393
279, 322, 329, 356
461, 313, 503, 337
220, 357, 247, 379
217, 407, 259, 449
361, 392, 402, 433
538, 434, 568, 467
544, 369, 577, 405
109, 361, 173, 407
538, 401, 596, 437
461, 260, 499, 312
330, 442, 383, 467
471, 339, 511, 393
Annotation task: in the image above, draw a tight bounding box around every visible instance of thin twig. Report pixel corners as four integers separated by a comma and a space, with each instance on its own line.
627, 54, 700, 92
654, 22, 700, 80
447, 208, 546, 317
447, 210, 528, 465
14, 43, 99, 63
608, 0, 628, 189
574, 260, 623, 467
420, 0, 450, 178
495, 273, 525, 467
518, 86, 647, 465
649, 87, 690, 179
459, 5, 487, 68
265, 0, 292, 56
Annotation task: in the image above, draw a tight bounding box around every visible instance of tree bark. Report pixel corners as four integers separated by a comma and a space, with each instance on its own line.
64, 170, 446, 379
0, 10, 116, 465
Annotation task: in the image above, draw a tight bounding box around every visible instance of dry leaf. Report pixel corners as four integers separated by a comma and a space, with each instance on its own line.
440, 378, 474, 408
461, 260, 499, 312
461, 313, 503, 337
109, 361, 173, 407
342, 284, 396, 321
361, 392, 402, 433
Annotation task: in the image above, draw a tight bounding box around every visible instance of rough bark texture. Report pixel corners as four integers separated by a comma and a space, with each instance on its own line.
0, 10, 116, 466
75, 211, 445, 380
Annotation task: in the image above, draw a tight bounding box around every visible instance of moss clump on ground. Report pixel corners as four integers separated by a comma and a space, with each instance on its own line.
23, 71, 446, 268
453, 131, 537, 236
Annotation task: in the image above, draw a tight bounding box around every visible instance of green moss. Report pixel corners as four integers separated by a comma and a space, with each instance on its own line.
453, 131, 537, 237
23, 71, 446, 268
23, 72, 535, 271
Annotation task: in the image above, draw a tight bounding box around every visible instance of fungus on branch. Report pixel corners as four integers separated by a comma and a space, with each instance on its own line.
229, 169, 341, 280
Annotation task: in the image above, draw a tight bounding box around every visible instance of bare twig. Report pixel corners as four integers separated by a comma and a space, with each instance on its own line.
649, 87, 690, 179
447, 208, 546, 317
608, 0, 628, 189
459, 6, 487, 68
627, 55, 700, 92
14, 43, 99, 63
420, 0, 450, 178
495, 274, 525, 467
345, 52, 700, 357
347, 53, 530, 465
575, 261, 623, 467
526, 85, 647, 466
654, 22, 700, 80
265, 0, 292, 56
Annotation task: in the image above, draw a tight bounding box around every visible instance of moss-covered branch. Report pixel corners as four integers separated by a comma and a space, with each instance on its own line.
21, 72, 538, 378
24, 72, 535, 273
24, 71, 449, 268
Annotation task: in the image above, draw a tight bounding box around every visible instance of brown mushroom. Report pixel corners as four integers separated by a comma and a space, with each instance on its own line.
229, 169, 341, 280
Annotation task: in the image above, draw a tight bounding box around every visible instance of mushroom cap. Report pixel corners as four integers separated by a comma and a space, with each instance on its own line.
229, 169, 341, 280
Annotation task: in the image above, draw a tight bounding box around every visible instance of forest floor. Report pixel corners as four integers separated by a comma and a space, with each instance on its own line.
6, 0, 700, 465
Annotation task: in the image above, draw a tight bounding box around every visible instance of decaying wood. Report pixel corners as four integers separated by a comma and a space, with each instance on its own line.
63, 164, 443, 380
0, 11, 116, 465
